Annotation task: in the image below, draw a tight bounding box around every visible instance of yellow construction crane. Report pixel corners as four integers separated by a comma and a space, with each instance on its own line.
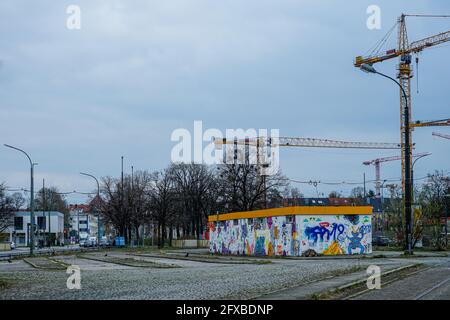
411, 118, 450, 128
354, 14, 450, 193
214, 136, 400, 208
355, 13, 449, 254
214, 136, 400, 175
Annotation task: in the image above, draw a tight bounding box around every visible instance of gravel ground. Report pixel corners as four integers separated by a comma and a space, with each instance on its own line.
0, 252, 408, 300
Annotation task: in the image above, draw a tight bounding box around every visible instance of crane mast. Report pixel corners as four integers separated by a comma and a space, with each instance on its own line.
354, 14, 450, 194
398, 14, 413, 195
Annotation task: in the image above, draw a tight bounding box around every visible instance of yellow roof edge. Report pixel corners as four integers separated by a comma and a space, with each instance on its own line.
208, 206, 372, 222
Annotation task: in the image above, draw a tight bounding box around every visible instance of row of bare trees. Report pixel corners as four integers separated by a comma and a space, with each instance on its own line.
99, 163, 287, 247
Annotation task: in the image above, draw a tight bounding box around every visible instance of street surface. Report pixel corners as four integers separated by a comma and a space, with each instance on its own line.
1, 248, 447, 300
353, 257, 450, 300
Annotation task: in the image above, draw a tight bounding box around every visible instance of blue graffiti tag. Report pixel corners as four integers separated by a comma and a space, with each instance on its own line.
304, 223, 345, 243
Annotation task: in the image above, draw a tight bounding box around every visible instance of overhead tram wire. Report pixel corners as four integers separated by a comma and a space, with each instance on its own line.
285, 175, 432, 187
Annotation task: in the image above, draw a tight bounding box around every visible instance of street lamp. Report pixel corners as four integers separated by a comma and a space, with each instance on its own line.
360, 63, 413, 255
411, 153, 432, 203
4, 144, 37, 255
380, 179, 388, 234
80, 172, 101, 245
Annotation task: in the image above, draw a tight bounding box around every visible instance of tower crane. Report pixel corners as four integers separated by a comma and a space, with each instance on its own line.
214, 135, 400, 174
214, 136, 400, 208
354, 14, 450, 194
433, 132, 450, 140
411, 118, 450, 128
363, 152, 431, 198
214, 136, 400, 149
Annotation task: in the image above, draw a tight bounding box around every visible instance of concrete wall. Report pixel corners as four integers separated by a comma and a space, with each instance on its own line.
209, 214, 372, 256
172, 239, 209, 248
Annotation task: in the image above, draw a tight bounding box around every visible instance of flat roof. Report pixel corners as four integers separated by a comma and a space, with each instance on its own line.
208, 206, 372, 222
15, 211, 64, 218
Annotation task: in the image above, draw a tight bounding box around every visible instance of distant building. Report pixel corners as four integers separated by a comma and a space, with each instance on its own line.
3, 211, 64, 247
282, 197, 384, 212
68, 204, 101, 241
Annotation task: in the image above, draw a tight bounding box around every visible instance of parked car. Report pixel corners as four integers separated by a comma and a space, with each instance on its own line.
79, 238, 88, 247
99, 238, 111, 247
83, 237, 97, 247
373, 235, 390, 246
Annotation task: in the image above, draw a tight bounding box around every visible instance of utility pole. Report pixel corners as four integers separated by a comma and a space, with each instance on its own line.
363, 173, 366, 198
48, 192, 52, 247
43, 178, 46, 247
131, 165, 135, 247
121, 156, 124, 242
445, 187, 449, 249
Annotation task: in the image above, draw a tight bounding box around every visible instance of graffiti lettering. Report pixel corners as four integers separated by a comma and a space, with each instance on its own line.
305, 223, 345, 243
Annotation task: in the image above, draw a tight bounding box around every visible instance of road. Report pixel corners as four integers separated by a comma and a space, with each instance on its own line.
0, 249, 448, 300
0, 250, 409, 300
352, 257, 450, 300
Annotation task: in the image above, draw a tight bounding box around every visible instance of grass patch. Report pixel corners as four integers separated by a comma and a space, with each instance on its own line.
132, 252, 271, 265
77, 254, 179, 268
0, 278, 9, 290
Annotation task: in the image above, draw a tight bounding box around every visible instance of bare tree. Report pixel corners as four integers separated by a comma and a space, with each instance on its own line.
328, 191, 342, 198
148, 168, 177, 247
0, 184, 14, 234
10, 192, 26, 211
170, 163, 218, 240
217, 163, 287, 213
101, 176, 128, 240
34, 187, 69, 214
417, 171, 450, 249
101, 171, 153, 244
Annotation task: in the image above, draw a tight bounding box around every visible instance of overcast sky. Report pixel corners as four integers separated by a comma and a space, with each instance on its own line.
0, 0, 449, 203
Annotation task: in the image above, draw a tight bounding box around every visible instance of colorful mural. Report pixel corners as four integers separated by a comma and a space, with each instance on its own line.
209, 214, 372, 256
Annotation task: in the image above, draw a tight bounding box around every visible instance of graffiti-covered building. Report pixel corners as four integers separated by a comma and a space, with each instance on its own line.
208, 206, 372, 256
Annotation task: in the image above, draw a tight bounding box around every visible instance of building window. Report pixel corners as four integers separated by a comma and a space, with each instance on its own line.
14, 217, 23, 230
37, 216, 46, 230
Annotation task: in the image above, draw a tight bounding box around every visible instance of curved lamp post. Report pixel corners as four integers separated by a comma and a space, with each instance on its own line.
4, 144, 37, 255
80, 172, 101, 245
360, 64, 413, 255
411, 153, 432, 203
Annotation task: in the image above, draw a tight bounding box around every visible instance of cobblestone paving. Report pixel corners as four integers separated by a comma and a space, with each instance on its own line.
0, 253, 408, 300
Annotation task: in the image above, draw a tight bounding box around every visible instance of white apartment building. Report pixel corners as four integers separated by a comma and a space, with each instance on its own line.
4, 211, 64, 247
